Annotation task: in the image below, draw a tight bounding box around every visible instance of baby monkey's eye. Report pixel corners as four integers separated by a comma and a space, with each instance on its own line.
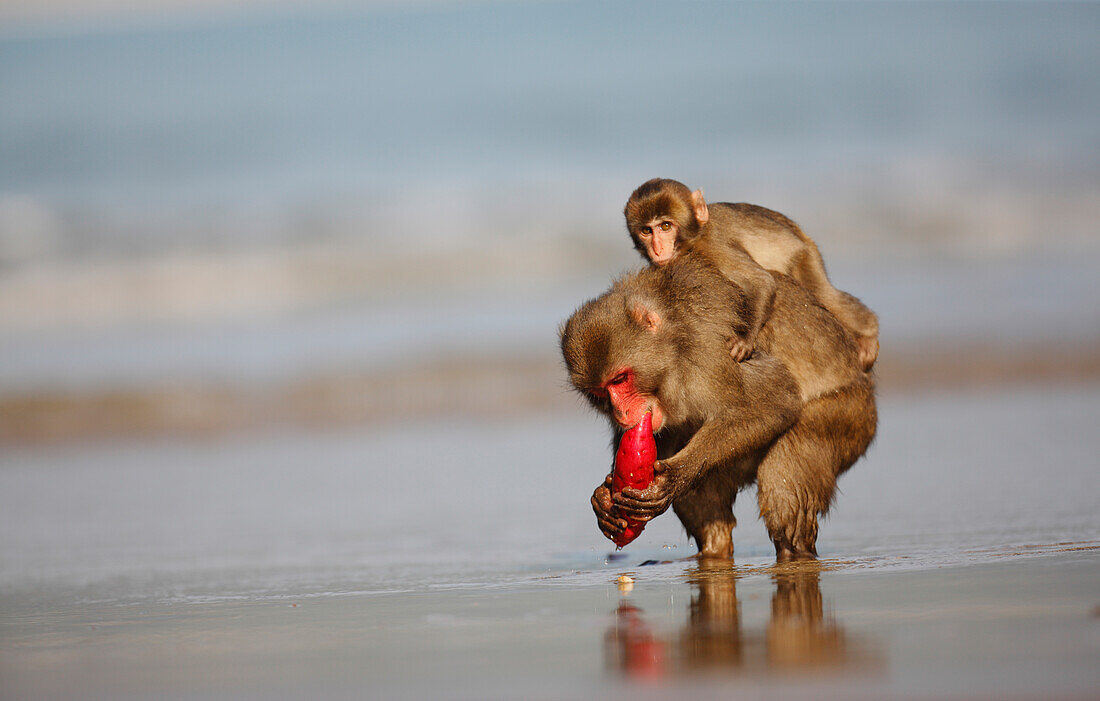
659, 221, 673, 231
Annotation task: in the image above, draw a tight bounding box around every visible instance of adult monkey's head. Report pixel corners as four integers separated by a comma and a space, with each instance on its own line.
559, 281, 670, 433
624, 178, 710, 265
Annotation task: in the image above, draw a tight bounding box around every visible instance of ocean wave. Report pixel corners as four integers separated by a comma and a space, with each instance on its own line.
2, 171, 1098, 332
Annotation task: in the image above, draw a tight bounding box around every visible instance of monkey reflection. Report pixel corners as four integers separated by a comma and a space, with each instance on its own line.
766, 565, 847, 669
605, 563, 873, 679
678, 560, 744, 671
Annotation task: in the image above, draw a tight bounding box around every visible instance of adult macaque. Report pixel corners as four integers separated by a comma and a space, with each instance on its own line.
560, 253, 876, 560
624, 178, 880, 370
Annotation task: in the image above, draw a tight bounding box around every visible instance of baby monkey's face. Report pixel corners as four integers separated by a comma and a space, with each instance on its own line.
636, 217, 679, 265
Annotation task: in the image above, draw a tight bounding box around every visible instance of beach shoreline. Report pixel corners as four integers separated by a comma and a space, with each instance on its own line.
2, 338, 1098, 445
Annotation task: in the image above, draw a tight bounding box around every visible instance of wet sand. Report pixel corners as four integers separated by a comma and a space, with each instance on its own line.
2, 383, 1098, 700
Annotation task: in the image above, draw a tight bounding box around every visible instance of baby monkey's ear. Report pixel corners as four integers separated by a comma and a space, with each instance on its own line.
691, 189, 709, 225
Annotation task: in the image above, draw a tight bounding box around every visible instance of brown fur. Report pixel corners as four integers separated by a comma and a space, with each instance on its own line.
624, 178, 880, 370
560, 253, 876, 560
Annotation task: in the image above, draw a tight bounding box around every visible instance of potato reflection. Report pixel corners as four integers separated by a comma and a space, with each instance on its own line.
605, 560, 876, 679
603, 602, 667, 680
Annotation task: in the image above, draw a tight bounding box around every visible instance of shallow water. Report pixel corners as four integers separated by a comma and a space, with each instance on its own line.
4, 554, 1098, 701
2, 383, 1098, 699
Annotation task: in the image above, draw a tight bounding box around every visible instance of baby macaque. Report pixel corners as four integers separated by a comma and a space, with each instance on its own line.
624, 178, 879, 370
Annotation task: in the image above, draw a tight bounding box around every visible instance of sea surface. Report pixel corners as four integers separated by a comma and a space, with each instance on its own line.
2, 0, 1098, 259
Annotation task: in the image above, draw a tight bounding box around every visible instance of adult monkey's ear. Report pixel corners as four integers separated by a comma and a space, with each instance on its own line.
691, 189, 709, 225
628, 299, 662, 333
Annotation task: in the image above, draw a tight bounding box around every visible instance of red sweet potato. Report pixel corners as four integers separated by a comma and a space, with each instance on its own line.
611, 410, 657, 547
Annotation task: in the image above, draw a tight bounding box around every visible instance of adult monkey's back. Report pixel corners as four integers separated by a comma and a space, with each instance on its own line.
561, 253, 876, 560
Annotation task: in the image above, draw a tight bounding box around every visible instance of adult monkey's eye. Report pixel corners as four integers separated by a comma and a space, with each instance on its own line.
610, 372, 629, 386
